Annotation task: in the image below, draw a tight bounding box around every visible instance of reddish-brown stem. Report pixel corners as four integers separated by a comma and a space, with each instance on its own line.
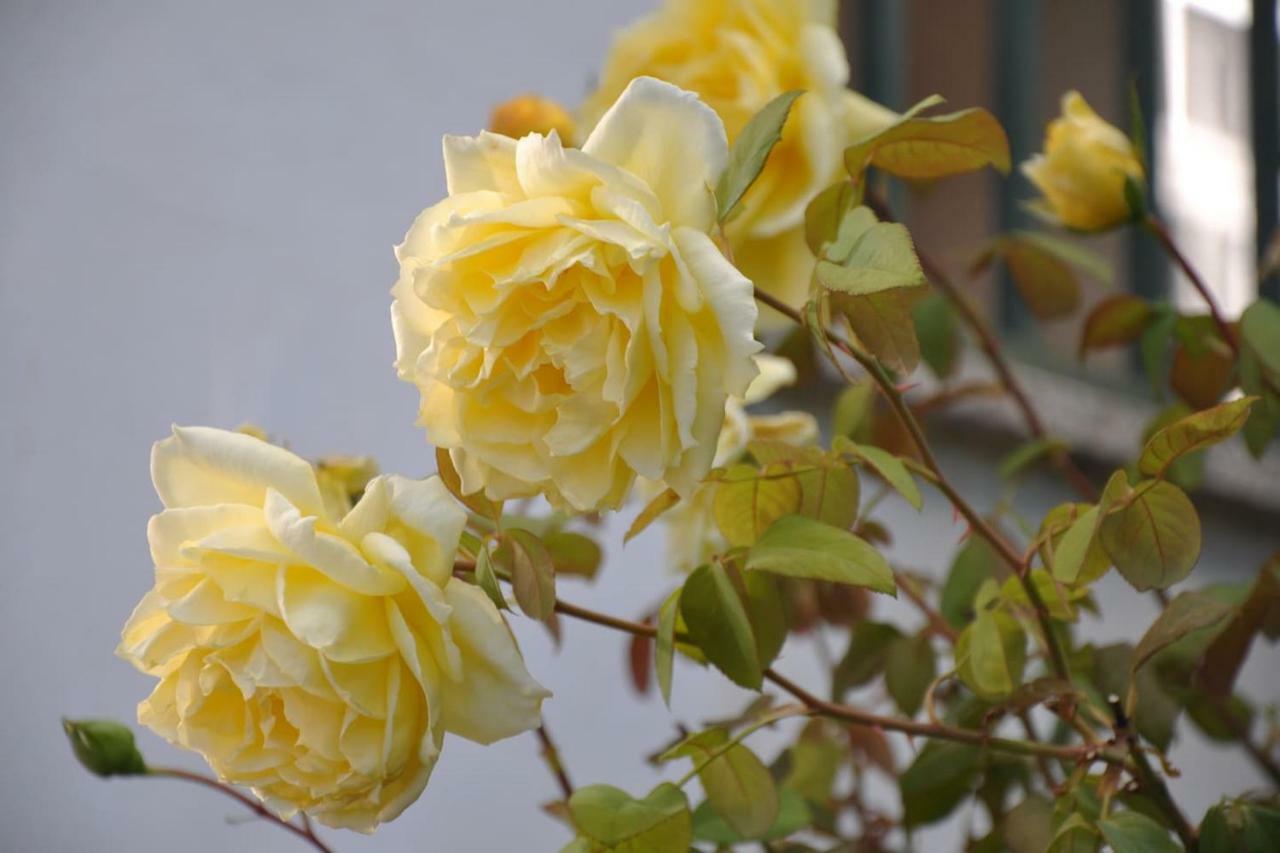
551, 598, 1109, 765
1145, 215, 1240, 357
534, 724, 574, 800
148, 768, 334, 852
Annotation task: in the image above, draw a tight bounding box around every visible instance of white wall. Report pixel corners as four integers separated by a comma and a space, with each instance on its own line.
1, 2, 1274, 851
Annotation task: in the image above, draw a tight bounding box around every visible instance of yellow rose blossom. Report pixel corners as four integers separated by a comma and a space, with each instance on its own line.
489, 94, 578, 146
1022, 90, 1145, 231
582, 0, 898, 320
659, 355, 817, 572
392, 77, 762, 512
118, 426, 549, 831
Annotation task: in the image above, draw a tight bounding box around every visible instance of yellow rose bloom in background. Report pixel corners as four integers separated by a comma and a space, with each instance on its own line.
1022, 90, 1145, 231
118, 427, 549, 831
661, 354, 818, 572
393, 77, 762, 512
489, 94, 578, 146
582, 0, 897, 320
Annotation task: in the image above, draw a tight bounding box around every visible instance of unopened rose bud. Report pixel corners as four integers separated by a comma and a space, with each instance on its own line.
1022, 91, 1145, 231
489, 94, 576, 145
315, 453, 378, 513
63, 719, 147, 777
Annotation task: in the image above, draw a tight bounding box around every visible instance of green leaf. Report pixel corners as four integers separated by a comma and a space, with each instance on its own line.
62, 719, 147, 777
691, 786, 811, 845
805, 180, 860, 255
714, 464, 803, 548
1139, 397, 1257, 478
1200, 797, 1280, 853
783, 721, 841, 805
543, 531, 603, 579
1098, 810, 1181, 853
914, 292, 961, 378
831, 285, 926, 374
1241, 298, 1280, 378
842, 442, 923, 510
956, 608, 1027, 700
885, 633, 936, 716
661, 728, 779, 839
716, 90, 804, 222
496, 528, 556, 621
845, 106, 1011, 180
1143, 404, 1208, 492
1016, 230, 1114, 284
788, 451, 860, 531
816, 221, 926, 296
996, 235, 1082, 320
1002, 568, 1080, 622
625, 488, 681, 544
566, 783, 693, 852
1080, 294, 1153, 358
899, 741, 981, 827
1098, 477, 1202, 591
833, 621, 902, 697
1239, 349, 1280, 457
655, 589, 680, 706
1051, 505, 1100, 585
1131, 590, 1235, 675
680, 564, 761, 689
746, 515, 896, 595
1197, 557, 1280, 698
831, 381, 875, 440
940, 537, 998, 628
744, 570, 787, 672
474, 541, 508, 611
999, 436, 1069, 481
1004, 795, 1055, 853
1039, 502, 1112, 587
1047, 813, 1102, 853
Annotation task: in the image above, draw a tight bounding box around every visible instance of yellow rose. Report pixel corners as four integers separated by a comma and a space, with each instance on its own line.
118, 427, 549, 831
392, 77, 762, 512
1022, 90, 1145, 231
582, 0, 897, 321
489, 94, 577, 146
661, 355, 817, 572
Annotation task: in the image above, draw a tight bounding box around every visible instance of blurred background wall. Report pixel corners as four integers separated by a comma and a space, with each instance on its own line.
1, 1, 1277, 851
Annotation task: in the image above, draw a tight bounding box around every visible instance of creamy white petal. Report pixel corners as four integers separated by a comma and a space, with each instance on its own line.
152, 426, 325, 516
437, 580, 550, 744
583, 77, 727, 231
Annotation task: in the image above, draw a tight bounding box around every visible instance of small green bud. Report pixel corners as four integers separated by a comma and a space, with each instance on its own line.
62, 718, 147, 777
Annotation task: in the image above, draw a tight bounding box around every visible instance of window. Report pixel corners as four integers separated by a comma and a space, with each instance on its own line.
1158, 0, 1257, 315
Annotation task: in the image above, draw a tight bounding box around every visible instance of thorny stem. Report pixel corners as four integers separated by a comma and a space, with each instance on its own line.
866, 191, 1099, 502
550, 598, 1118, 766
534, 724, 574, 800
1145, 215, 1239, 357
148, 767, 334, 853
752, 286, 1072, 681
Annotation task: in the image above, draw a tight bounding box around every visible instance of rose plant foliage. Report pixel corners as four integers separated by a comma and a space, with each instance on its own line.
69, 1, 1280, 851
